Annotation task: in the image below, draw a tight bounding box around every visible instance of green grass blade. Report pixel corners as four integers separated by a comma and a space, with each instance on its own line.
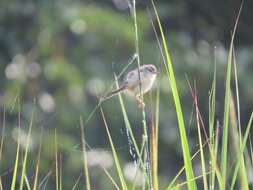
229, 94, 249, 190
196, 104, 208, 190
55, 129, 59, 190
220, 5, 242, 187
208, 56, 216, 190
80, 116, 91, 190
233, 47, 242, 141
209, 50, 217, 139
232, 46, 251, 189
206, 60, 225, 189
0, 106, 5, 190
151, 1, 197, 189
230, 112, 253, 190
0, 105, 5, 161
32, 128, 43, 190
59, 154, 62, 190
207, 121, 224, 190
250, 140, 253, 164
11, 96, 21, 190
100, 108, 128, 190
19, 112, 34, 190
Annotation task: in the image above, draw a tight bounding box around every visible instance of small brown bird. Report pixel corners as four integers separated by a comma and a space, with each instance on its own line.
101, 64, 158, 109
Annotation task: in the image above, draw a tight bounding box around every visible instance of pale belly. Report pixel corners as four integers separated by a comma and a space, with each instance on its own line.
126, 74, 156, 96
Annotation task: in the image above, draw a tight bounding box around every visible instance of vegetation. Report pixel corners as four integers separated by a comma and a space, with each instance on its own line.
0, 0, 252, 189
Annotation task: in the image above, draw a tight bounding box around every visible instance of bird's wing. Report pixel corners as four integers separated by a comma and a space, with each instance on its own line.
125, 70, 137, 83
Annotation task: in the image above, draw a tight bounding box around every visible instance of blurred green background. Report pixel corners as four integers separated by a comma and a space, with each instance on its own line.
0, 0, 252, 189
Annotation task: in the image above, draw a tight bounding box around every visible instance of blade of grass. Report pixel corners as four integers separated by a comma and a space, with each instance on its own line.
80, 116, 91, 190
187, 79, 209, 190
0, 105, 5, 160
55, 129, 59, 190
193, 114, 223, 190
230, 112, 253, 190
233, 47, 242, 140
229, 93, 249, 190
11, 95, 21, 190
199, 106, 224, 189
0, 105, 5, 190
220, 4, 242, 187
151, 1, 197, 189
59, 154, 62, 190
100, 108, 128, 190
213, 123, 222, 189
194, 89, 208, 190
19, 111, 34, 190
250, 140, 253, 164
189, 78, 224, 189
32, 128, 43, 190
209, 125, 218, 190
208, 50, 216, 190
232, 46, 252, 189
150, 88, 160, 190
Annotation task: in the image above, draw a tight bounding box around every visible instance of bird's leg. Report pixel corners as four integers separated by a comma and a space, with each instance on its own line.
135, 95, 145, 110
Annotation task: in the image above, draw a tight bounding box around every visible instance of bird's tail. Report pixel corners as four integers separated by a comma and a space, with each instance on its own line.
100, 85, 127, 101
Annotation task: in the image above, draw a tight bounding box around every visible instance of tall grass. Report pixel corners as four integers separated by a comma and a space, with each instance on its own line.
151, 0, 197, 189
0, 2, 252, 190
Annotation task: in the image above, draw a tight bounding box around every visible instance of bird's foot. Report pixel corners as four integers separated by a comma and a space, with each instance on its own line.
135, 95, 145, 110
138, 101, 145, 110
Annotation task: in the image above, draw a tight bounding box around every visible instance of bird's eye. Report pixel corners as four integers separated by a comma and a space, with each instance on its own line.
147, 67, 155, 73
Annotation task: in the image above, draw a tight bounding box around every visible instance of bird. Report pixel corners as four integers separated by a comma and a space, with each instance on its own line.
101, 64, 158, 109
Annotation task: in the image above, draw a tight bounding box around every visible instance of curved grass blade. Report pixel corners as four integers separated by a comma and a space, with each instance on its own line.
11, 96, 21, 190
32, 128, 43, 190
230, 112, 253, 190
55, 129, 59, 190
19, 111, 34, 190
151, 1, 197, 189
100, 108, 128, 190
80, 116, 91, 190
220, 4, 242, 188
